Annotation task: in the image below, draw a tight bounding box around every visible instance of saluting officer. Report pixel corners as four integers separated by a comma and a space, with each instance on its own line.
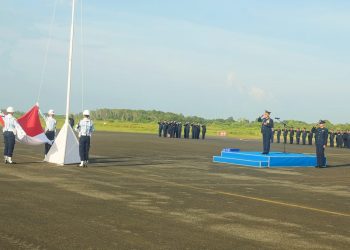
76, 110, 95, 167
315, 120, 328, 168
1, 107, 18, 164
260, 110, 274, 154
40, 109, 57, 156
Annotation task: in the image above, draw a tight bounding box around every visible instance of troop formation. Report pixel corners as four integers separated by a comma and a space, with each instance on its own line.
158, 121, 207, 139
272, 128, 350, 148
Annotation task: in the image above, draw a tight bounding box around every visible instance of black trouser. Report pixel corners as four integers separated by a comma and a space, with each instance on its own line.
202, 132, 206, 139
79, 136, 90, 161
45, 131, 55, 154
262, 130, 272, 154
316, 144, 326, 167
296, 137, 300, 144
302, 136, 306, 145
277, 136, 280, 143
290, 137, 293, 144
3, 131, 15, 157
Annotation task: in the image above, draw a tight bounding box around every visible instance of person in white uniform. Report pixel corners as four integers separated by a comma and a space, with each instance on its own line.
75, 110, 94, 167
0, 107, 19, 164
39, 109, 57, 156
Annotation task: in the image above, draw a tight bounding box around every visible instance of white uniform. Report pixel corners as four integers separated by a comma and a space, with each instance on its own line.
76, 118, 94, 167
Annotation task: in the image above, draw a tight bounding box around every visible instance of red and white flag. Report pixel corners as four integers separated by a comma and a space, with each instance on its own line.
0, 105, 52, 145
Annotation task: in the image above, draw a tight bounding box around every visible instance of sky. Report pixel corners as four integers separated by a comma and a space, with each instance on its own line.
1, 0, 350, 123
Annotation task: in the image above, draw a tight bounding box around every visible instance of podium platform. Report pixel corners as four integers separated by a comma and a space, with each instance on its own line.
213, 149, 318, 168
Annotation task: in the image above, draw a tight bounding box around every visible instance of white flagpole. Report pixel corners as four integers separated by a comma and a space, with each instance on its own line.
65, 0, 76, 124
46, 0, 80, 165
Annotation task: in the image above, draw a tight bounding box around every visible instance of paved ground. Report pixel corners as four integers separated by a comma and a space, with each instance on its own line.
0, 132, 349, 250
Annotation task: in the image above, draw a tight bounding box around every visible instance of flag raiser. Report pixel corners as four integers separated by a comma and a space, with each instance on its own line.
0, 105, 52, 145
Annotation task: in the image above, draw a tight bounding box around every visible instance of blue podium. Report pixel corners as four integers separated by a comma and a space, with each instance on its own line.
213, 149, 319, 168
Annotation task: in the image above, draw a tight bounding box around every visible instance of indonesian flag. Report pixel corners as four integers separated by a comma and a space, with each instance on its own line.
0, 105, 52, 145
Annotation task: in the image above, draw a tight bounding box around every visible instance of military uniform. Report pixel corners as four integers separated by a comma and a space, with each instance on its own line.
260, 111, 274, 154
201, 125, 207, 139
295, 129, 301, 144
289, 128, 295, 144
336, 131, 343, 147
301, 129, 307, 145
283, 129, 288, 144
315, 121, 328, 168
76, 110, 95, 167
276, 129, 281, 143
329, 131, 335, 147
158, 122, 163, 137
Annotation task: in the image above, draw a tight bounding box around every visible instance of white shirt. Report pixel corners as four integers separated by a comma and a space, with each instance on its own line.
1, 114, 19, 134
39, 110, 57, 132
45, 116, 57, 132
76, 118, 94, 137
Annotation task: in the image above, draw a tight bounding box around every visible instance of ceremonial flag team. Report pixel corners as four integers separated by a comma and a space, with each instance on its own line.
1, 105, 94, 167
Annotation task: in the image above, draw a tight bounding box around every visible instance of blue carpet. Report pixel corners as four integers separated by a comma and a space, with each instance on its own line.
213, 150, 319, 168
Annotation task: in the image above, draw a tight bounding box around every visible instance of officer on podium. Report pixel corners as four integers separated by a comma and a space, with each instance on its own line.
259, 110, 274, 154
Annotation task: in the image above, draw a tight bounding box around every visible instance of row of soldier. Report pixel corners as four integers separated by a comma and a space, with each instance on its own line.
272, 128, 350, 148
158, 121, 207, 139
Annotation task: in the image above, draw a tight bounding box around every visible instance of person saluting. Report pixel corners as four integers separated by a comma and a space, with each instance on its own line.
259, 110, 274, 154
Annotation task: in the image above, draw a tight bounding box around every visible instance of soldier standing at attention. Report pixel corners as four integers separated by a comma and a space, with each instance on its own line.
76, 110, 95, 167
283, 128, 288, 144
201, 124, 207, 139
0, 107, 18, 164
276, 129, 281, 143
308, 127, 316, 145
163, 121, 168, 137
157, 121, 163, 137
342, 131, 348, 148
329, 130, 335, 147
178, 122, 182, 139
295, 128, 301, 144
39, 109, 57, 157
259, 110, 274, 154
301, 128, 307, 145
336, 130, 343, 148
289, 128, 295, 144
315, 120, 328, 168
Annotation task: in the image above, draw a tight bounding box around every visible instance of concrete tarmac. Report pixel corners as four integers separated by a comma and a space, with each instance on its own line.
0, 132, 349, 249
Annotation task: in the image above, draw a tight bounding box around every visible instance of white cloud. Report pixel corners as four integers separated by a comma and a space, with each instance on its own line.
227, 71, 269, 102
248, 86, 268, 101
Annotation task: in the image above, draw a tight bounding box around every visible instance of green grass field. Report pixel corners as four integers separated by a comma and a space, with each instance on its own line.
53, 118, 264, 139
48, 116, 350, 140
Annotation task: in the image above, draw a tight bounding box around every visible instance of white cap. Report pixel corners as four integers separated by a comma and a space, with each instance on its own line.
83, 110, 90, 116
48, 109, 55, 115
6, 106, 14, 113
